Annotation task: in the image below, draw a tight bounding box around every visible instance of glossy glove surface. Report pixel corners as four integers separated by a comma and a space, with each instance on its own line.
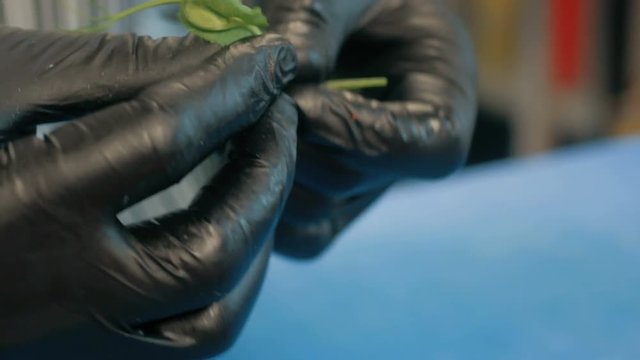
0, 27, 298, 359
253, 0, 477, 258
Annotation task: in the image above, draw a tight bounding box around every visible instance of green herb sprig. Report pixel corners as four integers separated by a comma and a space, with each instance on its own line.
83, 0, 387, 91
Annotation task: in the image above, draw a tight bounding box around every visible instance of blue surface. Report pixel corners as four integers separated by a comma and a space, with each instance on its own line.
221, 137, 640, 359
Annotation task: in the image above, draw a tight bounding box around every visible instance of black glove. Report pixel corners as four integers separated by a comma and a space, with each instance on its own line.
0, 27, 297, 359
255, 0, 477, 258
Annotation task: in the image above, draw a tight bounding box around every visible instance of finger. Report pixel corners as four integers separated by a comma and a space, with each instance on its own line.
293, 139, 395, 197
28, 239, 272, 360
121, 238, 273, 359
318, 0, 477, 178
275, 183, 388, 259
40, 35, 295, 209
97, 96, 296, 324
292, 84, 473, 179
0, 27, 223, 134
259, 0, 377, 81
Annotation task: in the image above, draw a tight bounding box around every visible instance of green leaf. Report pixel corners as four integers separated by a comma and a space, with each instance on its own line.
180, 1, 236, 31
187, 27, 257, 45
178, 0, 266, 45
179, 11, 257, 45
195, 0, 268, 28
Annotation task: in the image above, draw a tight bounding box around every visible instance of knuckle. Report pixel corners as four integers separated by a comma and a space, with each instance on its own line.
189, 223, 247, 293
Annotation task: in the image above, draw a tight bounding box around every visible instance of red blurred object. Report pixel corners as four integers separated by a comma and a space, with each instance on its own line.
550, 0, 588, 90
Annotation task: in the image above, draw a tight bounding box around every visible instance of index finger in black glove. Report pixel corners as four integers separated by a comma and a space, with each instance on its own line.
0, 27, 235, 137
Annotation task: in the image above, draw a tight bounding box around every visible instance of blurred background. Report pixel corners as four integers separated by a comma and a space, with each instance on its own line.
450, 0, 640, 164
1, 0, 638, 166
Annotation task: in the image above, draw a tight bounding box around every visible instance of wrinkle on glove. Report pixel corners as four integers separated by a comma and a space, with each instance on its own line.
0, 26, 298, 359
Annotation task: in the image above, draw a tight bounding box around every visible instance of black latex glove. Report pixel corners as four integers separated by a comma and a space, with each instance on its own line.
253, 0, 477, 258
0, 27, 297, 359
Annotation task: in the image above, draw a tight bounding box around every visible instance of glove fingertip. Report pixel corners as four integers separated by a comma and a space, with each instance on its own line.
235, 34, 298, 88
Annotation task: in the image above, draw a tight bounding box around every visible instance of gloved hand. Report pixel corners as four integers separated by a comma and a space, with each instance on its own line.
254, 0, 477, 258
0, 27, 297, 359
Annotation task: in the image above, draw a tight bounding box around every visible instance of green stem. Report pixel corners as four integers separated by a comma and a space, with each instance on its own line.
87, 0, 183, 30
324, 77, 388, 91
246, 24, 263, 35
